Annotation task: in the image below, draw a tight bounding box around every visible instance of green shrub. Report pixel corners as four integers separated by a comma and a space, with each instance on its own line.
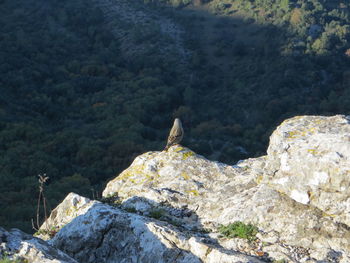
0, 257, 27, 263
149, 208, 165, 219
124, 207, 137, 213
218, 221, 258, 241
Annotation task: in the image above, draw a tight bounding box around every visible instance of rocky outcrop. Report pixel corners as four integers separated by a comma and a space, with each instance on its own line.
92, 0, 189, 60
37, 115, 350, 263
0, 227, 77, 263
266, 115, 350, 225
42, 194, 263, 263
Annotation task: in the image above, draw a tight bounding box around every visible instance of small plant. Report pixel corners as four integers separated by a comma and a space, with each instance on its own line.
124, 207, 137, 213
0, 255, 27, 263
218, 221, 258, 242
31, 174, 50, 232
90, 188, 100, 200
34, 225, 60, 238
100, 193, 122, 207
199, 228, 211, 233
167, 218, 182, 227
149, 208, 165, 219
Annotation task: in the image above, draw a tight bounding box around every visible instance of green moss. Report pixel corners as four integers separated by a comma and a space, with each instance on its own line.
0, 254, 28, 263
218, 221, 258, 242
124, 207, 137, 213
272, 259, 288, 263
100, 194, 122, 207
199, 228, 211, 233
0, 259, 26, 263
149, 208, 165, 219
167, 218, 182, 227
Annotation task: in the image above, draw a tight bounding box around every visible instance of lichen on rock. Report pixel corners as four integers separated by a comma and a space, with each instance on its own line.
34, 115, 350, 263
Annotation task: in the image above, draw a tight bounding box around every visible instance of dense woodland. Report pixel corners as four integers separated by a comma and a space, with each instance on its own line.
0, 0, 349, 232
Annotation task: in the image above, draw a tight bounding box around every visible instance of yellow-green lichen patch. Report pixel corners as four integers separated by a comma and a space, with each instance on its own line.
182, 150, 195, 160
186, 189, 199, 196
117, 164, 159, 184
65, 206, 79, 217
287, 127, 316, 140
256, 175, 263, 184
313, 119, 324, 125
117, 170, 135, 181
181, 172, 190, 180
174, 146, 185, 152
307, 149, 321, 156
322, 211, 337, 218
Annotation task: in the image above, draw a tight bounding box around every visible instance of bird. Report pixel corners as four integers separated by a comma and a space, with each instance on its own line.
164, 118, 184, 151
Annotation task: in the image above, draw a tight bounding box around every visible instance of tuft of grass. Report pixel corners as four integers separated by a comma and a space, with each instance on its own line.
100, 194, 122, 208
218, 221, 258, 242
0, 257, 28, 263
167, 218, 182, 227
34, 225, 60, 238
124, 207, 137, 213
149, 208, 165, 219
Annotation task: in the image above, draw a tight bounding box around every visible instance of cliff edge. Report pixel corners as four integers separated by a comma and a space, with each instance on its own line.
2, 115, 350, 263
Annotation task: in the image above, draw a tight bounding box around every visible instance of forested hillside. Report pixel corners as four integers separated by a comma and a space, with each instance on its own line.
1, 0, 349, 232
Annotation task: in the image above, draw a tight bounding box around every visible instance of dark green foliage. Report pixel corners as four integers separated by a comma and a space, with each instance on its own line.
0, 0, 184, 232
1, 0, 350, 233
0, 256, 27, 263
218, 221, 258, 241
149, 208, 165, 219
124, 207, 137, 213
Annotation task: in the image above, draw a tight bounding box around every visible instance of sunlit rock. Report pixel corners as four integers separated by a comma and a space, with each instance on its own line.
0, 227, 77, 263
38, 115, 350, 263
266, 115, 350, 225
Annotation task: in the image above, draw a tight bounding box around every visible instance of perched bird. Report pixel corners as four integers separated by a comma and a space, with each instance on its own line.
164, 118, 184, 151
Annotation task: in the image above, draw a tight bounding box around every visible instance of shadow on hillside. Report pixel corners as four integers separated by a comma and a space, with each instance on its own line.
2, 0, 350, 235
127, 0, 350, 163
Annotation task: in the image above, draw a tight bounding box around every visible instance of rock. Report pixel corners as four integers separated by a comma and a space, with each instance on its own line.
100, 115, 350, 262
0, 227, 77, 263
266, 115, 350, 225
44, 194, 264, 263
91, 0, 189, 60
37, 193, 96, 240
39, 115, 350, 263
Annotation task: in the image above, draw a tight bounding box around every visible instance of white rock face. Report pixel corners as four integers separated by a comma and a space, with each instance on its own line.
39, 115, 350, 263
0, 227, 77, 263
266, 115, 350, 225
45, 195, 263, 263
38, 193, 96, 240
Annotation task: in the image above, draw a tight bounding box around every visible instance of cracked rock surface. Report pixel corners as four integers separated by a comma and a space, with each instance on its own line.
0, 227, 77, 263
44, 196, 263, 263
37, 115, 350, 263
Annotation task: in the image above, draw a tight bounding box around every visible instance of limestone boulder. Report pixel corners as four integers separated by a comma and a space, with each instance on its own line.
38, 115, 350, 263
266, 115, 350, 225
45, 194, 264, 263
0, 227, 77, 263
